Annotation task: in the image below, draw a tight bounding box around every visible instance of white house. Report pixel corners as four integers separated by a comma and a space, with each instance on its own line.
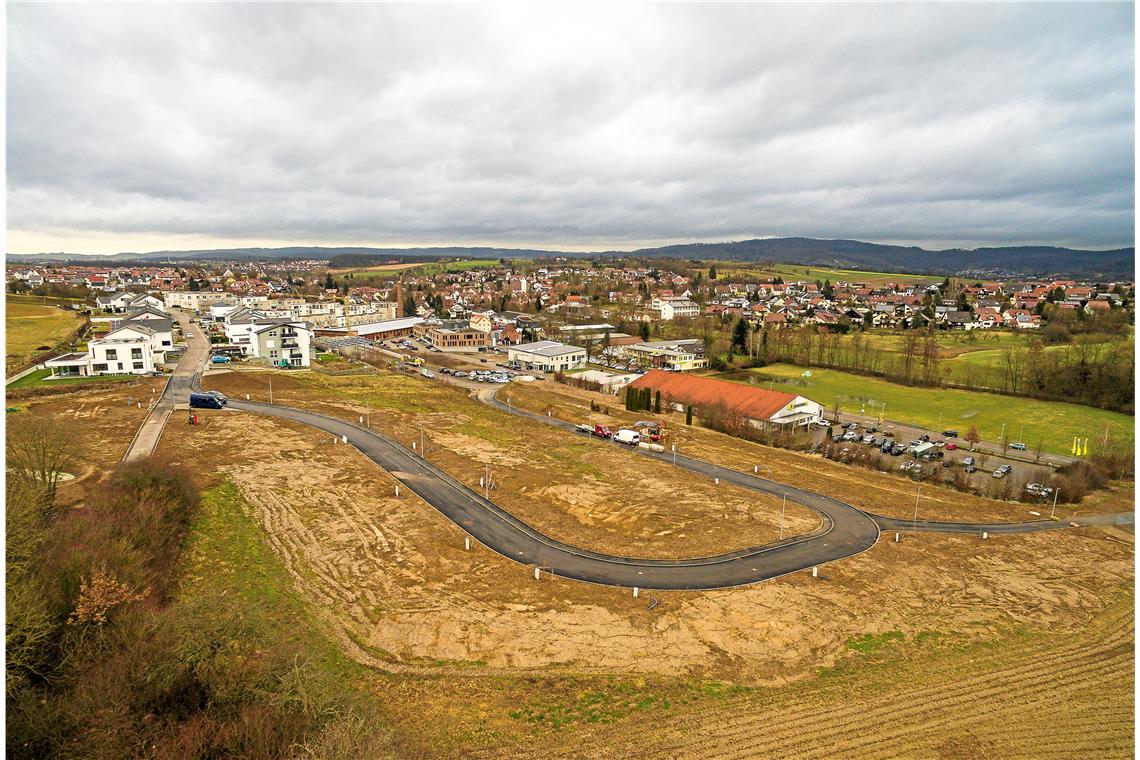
659, 299, 700, 321
249, 320, 313, 367
96, 292, 163, 313
45, 326, 160, 377
508, 340, 587, 373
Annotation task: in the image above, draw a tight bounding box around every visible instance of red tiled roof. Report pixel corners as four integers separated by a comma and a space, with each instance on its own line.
629, 370, 799, 421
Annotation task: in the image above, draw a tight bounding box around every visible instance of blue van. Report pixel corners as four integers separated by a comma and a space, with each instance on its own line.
189, 392, 224, 410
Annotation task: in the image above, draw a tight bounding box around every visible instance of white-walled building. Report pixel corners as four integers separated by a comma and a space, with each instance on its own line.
659, 299, 700, 321
508, 341, 587, 373
249, 320, 314, 367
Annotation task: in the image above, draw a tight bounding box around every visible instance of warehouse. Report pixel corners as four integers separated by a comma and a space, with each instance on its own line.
507, 340, 587, 373
628, 370, 823, 429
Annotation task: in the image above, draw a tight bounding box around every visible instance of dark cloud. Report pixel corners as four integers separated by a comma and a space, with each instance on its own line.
6, 3, 1134, 253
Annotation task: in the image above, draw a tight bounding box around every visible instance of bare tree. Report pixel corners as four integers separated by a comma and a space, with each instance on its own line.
7, 417, 80, 513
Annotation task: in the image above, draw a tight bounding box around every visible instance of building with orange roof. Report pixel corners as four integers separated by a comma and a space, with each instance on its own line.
628, 370, 823, 428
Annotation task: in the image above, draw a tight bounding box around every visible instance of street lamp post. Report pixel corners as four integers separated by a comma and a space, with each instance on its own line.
1050, 487, 1060, 519
780, 493, 787, 541
268, 376, 273, 404
912, 485, 921, 530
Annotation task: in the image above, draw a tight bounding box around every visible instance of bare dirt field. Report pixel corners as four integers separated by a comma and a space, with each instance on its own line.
8, 378, 166, 506
503, 380, 1136, 523
202, 368, 819, 559
24, 368, 1133, 756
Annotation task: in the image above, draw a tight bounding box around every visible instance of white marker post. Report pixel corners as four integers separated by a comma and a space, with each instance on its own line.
341, 434, 348, 444
812, 566, 818, 578
982, 531, 988, 540
633, 587, 639, 598
534, 567, 541, 581
464, 537, 471, 551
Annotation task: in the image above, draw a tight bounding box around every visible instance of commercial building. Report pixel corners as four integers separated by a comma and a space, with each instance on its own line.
622, 339, 708, 371
627, 370, 822, 429
413, 320, 492, 352
507, 340, 587, 373
316, 316, 425, 341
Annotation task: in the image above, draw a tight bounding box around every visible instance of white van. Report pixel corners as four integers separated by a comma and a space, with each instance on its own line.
614, 429, 642, 446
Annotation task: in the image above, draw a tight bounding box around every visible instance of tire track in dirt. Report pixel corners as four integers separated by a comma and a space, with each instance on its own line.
666, 614, 1132, 759
507, 601, 1133, 760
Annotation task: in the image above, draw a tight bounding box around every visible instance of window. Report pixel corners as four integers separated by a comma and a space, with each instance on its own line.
131, 348, 143, 359
133, 361, 144, 370
105, 349, 118, 360
270, 350, 278, 358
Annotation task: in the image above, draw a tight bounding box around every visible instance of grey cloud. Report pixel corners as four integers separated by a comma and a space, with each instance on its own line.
6, 2, 1134, 253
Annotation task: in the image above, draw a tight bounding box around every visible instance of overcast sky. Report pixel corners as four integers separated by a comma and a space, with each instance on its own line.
6, 3, 1135, 255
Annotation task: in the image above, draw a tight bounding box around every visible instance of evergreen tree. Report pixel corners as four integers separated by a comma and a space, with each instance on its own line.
708, 265, 718, 280
732, 318, 748, 352
324, 273, 335, 289
686, 405, 693, 425
639, 322, 650, 341
654, 390, 661, 414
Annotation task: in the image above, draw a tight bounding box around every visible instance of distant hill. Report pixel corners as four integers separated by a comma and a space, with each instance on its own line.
7, 238, 1133, 280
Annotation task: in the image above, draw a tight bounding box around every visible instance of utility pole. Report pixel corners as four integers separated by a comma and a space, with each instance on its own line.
268, 376, 273, 404
780, 493, 787, 541
879, 401, 886, 427
912, 485, 921, 530
366, 402, 370, 428
420, 421, 425, 459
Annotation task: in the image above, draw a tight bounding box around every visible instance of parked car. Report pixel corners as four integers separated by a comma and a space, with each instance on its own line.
575, 423, 594, 435
993, 465, 1013, 478
832, 434, 844, 442
919, 434, 930, 442
900, 460, 915, 472
1010, 442, 1027, 451
932, 440, 946, 448
593, 424, 612, 439
206, 390, 229, 405
811, 419, 831, 428
210, 355, 231, 364
862, 434, 876, 444
842, 431, 859, 442
945, 442, 958, 451
943, 430, 959, 438
890, 444, 906, 456
189, 392, 223, 410
844, 422, 860, 430
880, 441, 894, 453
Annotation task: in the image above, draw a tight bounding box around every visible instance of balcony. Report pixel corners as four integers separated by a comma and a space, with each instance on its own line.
282, 340, 299, 349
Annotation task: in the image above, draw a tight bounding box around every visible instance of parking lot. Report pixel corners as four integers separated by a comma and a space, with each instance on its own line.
811, 419, 1060, 500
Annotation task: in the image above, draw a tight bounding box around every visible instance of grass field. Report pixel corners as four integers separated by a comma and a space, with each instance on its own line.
5, 368, 138, 390
704, 261, 943, 285
339, 258, 501, 280
719, 363, 1132, 455
5, 303, 85, 369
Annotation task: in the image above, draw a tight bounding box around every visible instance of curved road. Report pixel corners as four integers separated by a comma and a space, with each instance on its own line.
163, 317, 1128, 590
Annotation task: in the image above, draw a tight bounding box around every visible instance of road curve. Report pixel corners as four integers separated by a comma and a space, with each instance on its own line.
196, 364, 1128, 590
224, 397, 881, 590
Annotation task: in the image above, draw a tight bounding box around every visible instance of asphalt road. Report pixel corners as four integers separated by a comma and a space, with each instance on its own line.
171, 338, 1130, 590
224, 397, 882, 589
122, 308, 208, 462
